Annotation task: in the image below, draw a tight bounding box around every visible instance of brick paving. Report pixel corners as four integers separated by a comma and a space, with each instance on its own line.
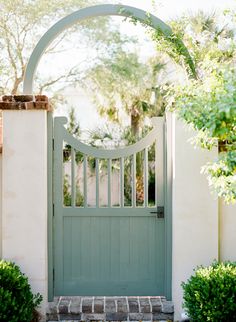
46, 296, 174, 321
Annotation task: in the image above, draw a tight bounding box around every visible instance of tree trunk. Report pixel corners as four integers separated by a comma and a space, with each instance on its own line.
131, 106, 141, 138
130, 105, 144, 204
11, 77, 22, 95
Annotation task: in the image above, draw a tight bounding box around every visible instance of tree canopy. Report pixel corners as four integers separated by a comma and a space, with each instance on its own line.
163, 10, 236, 203
85, 9, 236, 203
0, 0, 120, 95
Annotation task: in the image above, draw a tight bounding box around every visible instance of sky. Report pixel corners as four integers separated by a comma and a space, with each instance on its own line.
119, 0, 236, 19
53, 0, 236, 132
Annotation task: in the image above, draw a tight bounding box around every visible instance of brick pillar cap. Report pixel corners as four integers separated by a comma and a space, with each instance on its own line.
0, 95, 52, 111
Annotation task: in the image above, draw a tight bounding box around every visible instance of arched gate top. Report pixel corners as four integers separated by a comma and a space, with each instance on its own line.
23, 4, 193, 94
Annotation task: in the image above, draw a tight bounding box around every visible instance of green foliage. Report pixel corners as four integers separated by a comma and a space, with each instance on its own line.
87, 48, 167, 137
169, 65, 236, 203
202, 151, 236, 204
67, 107, 81, 138
64, 174, 84, 207
0, 260, 42, 322
161, 10, 236, 204
172, 67, 236, 146
152, 27, 197, 78
182, 261, 236, 322
155, 11, 235, 78
64, 174, 72, 206
63, 107, 83, 164
120, 8, 197, 78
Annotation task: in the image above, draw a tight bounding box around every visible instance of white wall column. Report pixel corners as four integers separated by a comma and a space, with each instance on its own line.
0, 154, 2, 258
172, 116, 218, 321
220, 201, 236, 261
1, 95, 50, 314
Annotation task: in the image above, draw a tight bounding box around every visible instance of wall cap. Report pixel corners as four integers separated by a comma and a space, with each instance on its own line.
0, 95, 52, 111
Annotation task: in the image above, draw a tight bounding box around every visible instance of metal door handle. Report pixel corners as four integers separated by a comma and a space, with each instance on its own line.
150, 206, 164, 218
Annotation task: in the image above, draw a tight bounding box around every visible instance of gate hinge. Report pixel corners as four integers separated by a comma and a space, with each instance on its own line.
53, 268, 55, 281
52, 138, 55, 150
52, 204, 55, 217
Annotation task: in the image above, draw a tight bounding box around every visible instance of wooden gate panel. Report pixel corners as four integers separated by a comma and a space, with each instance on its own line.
62, 215, 165, 295
53, 116, 165, 296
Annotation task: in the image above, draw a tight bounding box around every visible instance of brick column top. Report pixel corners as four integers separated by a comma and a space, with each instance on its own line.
0, 116, 2, 154
0, 95, 52, 153
0, 95, 52, 111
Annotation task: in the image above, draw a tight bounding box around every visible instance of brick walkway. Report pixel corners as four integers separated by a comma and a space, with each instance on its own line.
46, 296, 174, 321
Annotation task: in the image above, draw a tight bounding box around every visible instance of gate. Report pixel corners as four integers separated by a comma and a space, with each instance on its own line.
52, 116, 166, 296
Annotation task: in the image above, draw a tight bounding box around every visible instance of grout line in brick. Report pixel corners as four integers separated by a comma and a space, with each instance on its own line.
115, 298, 118, 313
126, 296, 129, 313
161, 297, 164, 313
68, 299, 72, 314
148, 296, 152, 313
92, 296, 95, 313
56, 296, 62, 314
137, 296, 141, 313
80, 297, 83, 313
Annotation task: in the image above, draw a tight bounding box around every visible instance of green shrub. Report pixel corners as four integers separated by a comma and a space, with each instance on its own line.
182, 261, 236, 322
0, 260, 42, 322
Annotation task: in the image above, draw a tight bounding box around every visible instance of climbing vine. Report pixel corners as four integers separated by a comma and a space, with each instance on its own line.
120, 7, 197, 78
151, 27, 197, 78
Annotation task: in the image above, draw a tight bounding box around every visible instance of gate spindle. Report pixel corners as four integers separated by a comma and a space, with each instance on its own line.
96, 158, 100, 207
108, 158, 112, 207
71, 148, 76, 207
132, 154, 136, 207
120, 157, 124, 207
83, 155, 88, 207
144, 147, 148, 207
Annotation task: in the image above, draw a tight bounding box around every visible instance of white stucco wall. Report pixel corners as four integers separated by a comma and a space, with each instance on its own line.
220, 201, 236, 261
1, 110, 48, 311
0, 154, 2, 258
172, 117, 218, 321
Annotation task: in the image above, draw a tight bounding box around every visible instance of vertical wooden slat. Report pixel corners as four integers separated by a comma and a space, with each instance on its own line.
155, 118, 164, 207
132, 154, 136, 207
83, 155, 88, 207
120, 158, 124, 207
144, 147, 148, 207
53, 117, 67, 295
47, 112, 53, 301
164, 112, 173, 300
96, 158, 99, 207
71, 148, 76, 207
108, 158, 112, 207
155, 140, 158, 207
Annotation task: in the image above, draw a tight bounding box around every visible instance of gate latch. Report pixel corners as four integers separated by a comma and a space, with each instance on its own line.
150, 206, 165, 219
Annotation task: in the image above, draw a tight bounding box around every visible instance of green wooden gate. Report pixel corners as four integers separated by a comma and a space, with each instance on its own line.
52, 116, 167, 296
